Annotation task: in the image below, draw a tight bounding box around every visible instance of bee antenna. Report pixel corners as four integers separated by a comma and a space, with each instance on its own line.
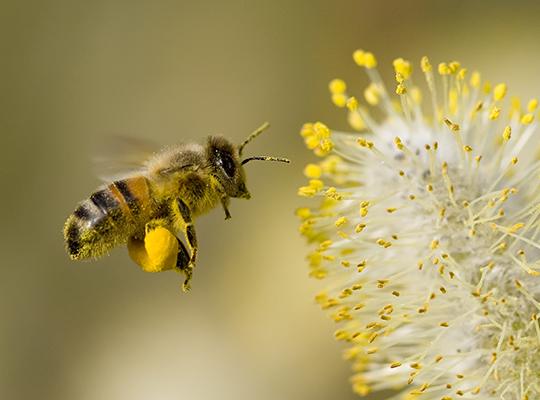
238, 122, 271, 156
241, 156, 290, 166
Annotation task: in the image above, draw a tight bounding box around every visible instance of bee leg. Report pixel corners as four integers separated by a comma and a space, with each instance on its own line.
175, 237, 193, 291
176, 199, 198, 291
221, 196, 231, 220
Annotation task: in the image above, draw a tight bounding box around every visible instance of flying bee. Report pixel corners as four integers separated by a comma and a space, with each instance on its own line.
64, 122, 289, 291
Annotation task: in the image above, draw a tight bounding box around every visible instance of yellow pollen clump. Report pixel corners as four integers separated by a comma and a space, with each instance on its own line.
128, 227, 178, 273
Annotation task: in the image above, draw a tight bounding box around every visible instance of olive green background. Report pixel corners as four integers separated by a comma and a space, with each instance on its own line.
2, 1, 540, 399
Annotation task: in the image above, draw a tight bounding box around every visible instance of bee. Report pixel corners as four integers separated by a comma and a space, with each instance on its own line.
64, 122, 289, 290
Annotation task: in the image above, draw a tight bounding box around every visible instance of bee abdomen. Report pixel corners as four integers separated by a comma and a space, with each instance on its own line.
64, 177, 151, 260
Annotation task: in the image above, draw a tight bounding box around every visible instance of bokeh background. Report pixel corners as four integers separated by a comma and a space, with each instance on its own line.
2, 1, 540, 399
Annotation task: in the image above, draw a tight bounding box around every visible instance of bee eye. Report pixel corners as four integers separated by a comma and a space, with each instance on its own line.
220, 152, 236, 177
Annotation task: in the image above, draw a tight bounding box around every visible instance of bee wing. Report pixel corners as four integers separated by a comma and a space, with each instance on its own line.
93, 135, 161, 182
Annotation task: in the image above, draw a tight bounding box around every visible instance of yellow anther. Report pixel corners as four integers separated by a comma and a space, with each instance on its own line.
420, 56, 432, 72
386, 207, 397, 213
503, 126, 512, 141
430, 240, 439, 249
489, 106, 501, 120
396, 83, 407, 95
470, 71, 481, 88
509, 223, 524, 233
394, 136, 404, 150
355, 223, 366, 233
318, 138, 334, 155
521, 113, 534, 125
298, 186, 317, 197
443, 118, 460, 131
352, 49, 365, 66
303, 163, 322, 178
363, 52, 377, 68
473, 101, 483, 113
527, 98, 538, 112
309, 179, 324, 191
325, 187, 343, 200
363, 83, 380, 106
346, 96, 359, 111
319, 240, 333, 251
390, 361, 402, 368
493, 83, 507, 101
303, 134, 320, 149
331, 93, 347, 108
483, 81, 492, 94
357, 138, 374, 148
393, 58, 412, 79
368, 332, 378, 343
463, 145, 473, 152
329, 78, 347, 94
300, 123, 314, 138
448, 61, 461, 73
295, 207, 311, 220
510, 96, 521, 115
335, 216, 348, 228
314, 121, 330, 138
438, 62, 451, 75
440, 322, 449, 327
320, 155, 341, 174
353, 49, 377, 68
457, 68, 467, 80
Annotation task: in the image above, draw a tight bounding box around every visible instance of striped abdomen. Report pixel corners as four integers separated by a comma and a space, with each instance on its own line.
64, 177, 153, 260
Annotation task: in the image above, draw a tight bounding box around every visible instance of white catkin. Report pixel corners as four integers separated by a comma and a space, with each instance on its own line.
298, 53, 540, 399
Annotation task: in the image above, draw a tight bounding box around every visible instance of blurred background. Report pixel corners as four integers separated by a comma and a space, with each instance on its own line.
2, 1, 540, 399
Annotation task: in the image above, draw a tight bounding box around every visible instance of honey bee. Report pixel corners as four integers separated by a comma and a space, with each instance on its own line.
64, 122, 289, 290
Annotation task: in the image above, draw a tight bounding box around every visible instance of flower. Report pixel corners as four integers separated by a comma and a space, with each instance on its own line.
298, 50, 540, 399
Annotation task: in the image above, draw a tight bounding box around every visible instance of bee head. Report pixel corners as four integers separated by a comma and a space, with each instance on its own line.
207, 136, 250, 199
207, 123, 290, 199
